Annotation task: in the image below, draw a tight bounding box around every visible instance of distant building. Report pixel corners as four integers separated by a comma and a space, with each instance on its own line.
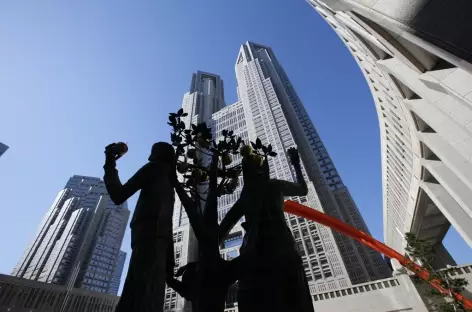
0, 142, 8, 158
109, 250, 127, 295
0, 273, 119, 312
12, 175, 130, 294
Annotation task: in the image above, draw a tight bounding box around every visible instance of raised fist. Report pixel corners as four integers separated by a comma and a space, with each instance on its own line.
105, 142, 128, 161
287, 147, 300, 165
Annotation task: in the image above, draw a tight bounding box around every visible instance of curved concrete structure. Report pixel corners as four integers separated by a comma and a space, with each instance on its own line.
308, 0, 472, 264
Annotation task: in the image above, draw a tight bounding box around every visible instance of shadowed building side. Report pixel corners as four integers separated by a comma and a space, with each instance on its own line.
12, 175, 130, 294
109, 250, 127, 296
0, 142, 8, 158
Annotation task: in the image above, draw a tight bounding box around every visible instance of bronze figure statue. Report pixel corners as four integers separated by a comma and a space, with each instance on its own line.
168, 153, 237, 312
103, 142, 175, 312
219, 147, 315, 312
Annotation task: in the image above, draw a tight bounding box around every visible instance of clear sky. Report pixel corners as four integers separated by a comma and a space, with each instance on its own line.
1, 0, 471, 295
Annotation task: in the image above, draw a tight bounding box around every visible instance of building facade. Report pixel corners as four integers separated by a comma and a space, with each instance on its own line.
165, 42, 391, 311
0, 142, 8, 158
0, 273, 119, 312
108, 251, 127, 296
235, 41, 391, 285
12, 175, 130, 295
308, 0, 472, 266
312, 272, 429, 312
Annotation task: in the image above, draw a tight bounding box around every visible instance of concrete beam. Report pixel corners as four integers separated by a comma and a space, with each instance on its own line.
421, 181, 472, 247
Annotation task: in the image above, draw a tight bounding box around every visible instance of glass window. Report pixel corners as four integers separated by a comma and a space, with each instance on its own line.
226, 250, 238, 260
224, 235, 243, 249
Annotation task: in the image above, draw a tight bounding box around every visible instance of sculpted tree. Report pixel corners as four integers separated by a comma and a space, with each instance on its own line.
166, 109, 278, 312
167, 108, 242, 312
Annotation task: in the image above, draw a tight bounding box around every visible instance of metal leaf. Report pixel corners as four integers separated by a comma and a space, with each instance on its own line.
256, 138, 262, 149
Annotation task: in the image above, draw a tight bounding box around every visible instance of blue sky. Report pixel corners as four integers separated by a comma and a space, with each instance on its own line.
0, 0, 470, 294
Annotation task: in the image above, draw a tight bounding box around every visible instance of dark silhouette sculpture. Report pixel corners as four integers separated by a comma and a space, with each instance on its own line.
103, 142, 175, 312
165, 109, 246, 312
165, 109, 311, 312
168, 153, 238, 312
218, 147, 315, 312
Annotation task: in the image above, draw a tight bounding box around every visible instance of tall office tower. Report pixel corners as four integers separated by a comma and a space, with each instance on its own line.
109, 250, 127, 295
165, 72, 227, 311
12, 175, 130, 294
0, 142, 8, 158
172, 72, 226, 231
165, 43, 391, 311
235, 42, 391, 286
308, 0, 472, 269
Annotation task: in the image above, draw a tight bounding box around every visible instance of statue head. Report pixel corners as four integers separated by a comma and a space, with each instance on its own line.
149, 142, 175, 164
242, 155, 270, 187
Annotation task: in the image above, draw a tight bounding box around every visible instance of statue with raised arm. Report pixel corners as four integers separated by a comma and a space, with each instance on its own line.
103, 142, 175, 312
218, 146, 315, 312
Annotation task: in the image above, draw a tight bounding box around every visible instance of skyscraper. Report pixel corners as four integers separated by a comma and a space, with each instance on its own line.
235, 42, 391, 285
308, 0, 472, 269
12, 175, 130, 294
109, 250, 127, 295
0, 142, 8, 158
166, 72, 227, 311
165, 43, 390, 311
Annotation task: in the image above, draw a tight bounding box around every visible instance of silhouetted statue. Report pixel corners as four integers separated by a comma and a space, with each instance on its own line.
219, 148, 315, 312
168, 153, 237, 312
103, 142, 175, 312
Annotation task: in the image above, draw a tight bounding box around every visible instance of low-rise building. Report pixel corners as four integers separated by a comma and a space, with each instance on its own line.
0, 274, 118, 312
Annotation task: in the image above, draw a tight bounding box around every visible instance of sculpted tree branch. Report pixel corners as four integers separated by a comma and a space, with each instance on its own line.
167, 109, 245, 312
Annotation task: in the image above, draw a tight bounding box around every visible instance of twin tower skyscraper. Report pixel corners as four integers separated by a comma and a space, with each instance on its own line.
166, 42, 391, 311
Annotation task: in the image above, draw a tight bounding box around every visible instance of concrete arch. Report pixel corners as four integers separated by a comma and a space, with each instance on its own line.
308, 0, 472, 260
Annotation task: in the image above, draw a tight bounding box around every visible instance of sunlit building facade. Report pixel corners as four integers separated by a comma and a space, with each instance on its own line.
165, 42, 390, 312
308, 0, 472, 269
